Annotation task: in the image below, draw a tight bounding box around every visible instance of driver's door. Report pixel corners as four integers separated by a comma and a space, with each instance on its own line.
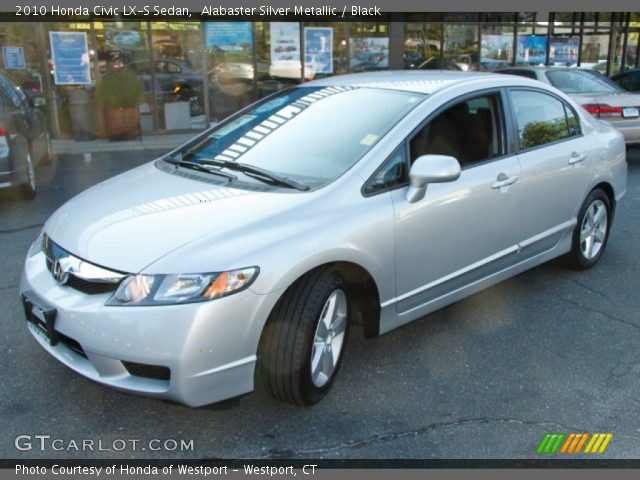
390, 91, 522, 316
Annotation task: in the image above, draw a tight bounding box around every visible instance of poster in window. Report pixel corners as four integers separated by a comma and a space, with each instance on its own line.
349, 38, 389, 71
480, 35, 513, 70
304, 27, 333, 78
516, 35, 547, 65
2, 46, 26, 70
49, 31, 91, 85
205, 22, 253, 55
550, 37, 579, 66
269, 23, 301, 80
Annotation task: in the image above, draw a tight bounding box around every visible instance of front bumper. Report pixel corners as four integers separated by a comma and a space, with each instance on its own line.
20, 251, 281, 407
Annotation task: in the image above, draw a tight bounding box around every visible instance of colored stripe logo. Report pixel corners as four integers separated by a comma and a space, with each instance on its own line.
537, 433, 613, 454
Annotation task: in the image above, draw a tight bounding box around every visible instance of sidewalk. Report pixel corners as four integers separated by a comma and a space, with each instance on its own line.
52, 133, 197, 155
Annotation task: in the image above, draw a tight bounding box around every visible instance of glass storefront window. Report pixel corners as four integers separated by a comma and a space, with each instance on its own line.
443, 25, 479, 71
303, 22, 349, 79
516, 27, 548, 66
349, 23, 390, 72
205, 21, 256, 124
404, 24, 442, 69
581, 30, 610, 71
481, 25, 514, 70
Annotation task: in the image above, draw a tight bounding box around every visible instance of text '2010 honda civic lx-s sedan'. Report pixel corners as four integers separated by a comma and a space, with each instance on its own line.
20, 71, 627, 406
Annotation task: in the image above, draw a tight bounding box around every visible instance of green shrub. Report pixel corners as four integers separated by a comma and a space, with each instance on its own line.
96, 68, 144, 109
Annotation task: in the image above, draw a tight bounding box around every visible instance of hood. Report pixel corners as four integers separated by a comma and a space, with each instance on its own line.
45, 161, 310, 273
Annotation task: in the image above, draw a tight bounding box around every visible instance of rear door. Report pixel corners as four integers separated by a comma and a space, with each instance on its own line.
507, 88, 592, 259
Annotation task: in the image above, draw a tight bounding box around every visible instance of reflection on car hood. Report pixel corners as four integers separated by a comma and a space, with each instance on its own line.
45, 161, 308, 273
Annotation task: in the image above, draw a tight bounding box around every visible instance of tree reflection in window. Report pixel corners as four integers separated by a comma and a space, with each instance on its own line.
511, 90, 580, 150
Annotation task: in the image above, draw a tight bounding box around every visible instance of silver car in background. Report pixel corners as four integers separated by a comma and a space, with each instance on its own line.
497, 67, 640, 145
20, 71, 627, 407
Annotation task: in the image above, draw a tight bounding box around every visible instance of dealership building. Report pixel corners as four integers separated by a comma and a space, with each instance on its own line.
0, 13, 638, 139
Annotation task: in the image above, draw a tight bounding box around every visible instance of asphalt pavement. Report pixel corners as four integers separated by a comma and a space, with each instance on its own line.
0, 149, 639, 460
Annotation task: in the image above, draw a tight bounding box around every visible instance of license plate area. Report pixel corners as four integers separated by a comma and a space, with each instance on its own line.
622, 106, 639, 118
21, 291, 59, 346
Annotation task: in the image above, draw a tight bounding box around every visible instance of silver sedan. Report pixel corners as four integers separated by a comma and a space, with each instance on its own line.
20, 71, 627, 406
497, 66, 640, 145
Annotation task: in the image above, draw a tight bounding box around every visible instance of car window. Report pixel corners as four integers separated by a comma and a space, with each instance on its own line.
614, 72, 640, 92
364, 146, 408, 195
510, 90, 580, 150
165, 62, 182, 73
546, 69, 621, 94
409, 93, 505, 168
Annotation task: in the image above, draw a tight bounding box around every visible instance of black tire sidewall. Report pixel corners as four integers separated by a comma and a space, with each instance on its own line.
572, 189, 611, 269
298, 274, 349, 404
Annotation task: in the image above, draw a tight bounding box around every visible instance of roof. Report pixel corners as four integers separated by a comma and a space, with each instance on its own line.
306, 70, 509, 95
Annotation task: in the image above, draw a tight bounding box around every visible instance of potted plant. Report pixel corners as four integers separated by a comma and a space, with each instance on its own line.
96, 68, 144, 138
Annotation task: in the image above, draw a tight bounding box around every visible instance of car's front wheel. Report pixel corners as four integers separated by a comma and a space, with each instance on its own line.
568, 188, 612, 269
258, 268, 349, 405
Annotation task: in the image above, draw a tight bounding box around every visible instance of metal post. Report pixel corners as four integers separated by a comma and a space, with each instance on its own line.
201, 21, 210, 128
545, 13, 553, 66
389, 18, 405, 70
145, 22, 159, 132
36, 23, 59, 137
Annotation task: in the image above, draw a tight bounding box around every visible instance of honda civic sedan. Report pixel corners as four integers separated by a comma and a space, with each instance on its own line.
21, 71, 627, 406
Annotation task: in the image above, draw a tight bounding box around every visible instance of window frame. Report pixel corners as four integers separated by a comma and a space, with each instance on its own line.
362, 87, 515, 197
505, 87, 584, 154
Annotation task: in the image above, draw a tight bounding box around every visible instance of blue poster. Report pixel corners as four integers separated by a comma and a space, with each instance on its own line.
304, 27, 333, 76
2, 46, 26, 69
517, 35, 547, 65
551, 37, 579, 65
205, 22, 253, 52
49, 31, 92, 85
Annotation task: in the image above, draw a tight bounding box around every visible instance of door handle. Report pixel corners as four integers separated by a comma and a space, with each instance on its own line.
491, 174, 519, 189
569, 152, 587, 164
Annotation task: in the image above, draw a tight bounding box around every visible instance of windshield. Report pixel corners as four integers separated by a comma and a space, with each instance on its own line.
177, 86, 425, 187
546, 69, 623, 94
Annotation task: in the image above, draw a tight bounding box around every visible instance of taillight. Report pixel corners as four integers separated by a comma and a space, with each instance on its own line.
581, 103, 623, 118
0, 124, 9, 157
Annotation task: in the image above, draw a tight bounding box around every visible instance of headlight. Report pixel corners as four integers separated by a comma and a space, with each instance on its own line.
106, 267, 259, 306
27, 230, 45, 258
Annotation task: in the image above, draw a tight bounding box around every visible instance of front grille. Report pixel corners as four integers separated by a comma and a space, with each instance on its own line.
122, 361, 171, 381
43, 235, 124, 295
66, 275, 119, 295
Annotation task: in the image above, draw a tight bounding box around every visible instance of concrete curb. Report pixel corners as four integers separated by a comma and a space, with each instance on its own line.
52, 133, 196, 155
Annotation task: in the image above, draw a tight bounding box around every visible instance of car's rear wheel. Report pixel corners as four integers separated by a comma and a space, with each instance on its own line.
258, 268, 349, 405
568, 188, 611, 269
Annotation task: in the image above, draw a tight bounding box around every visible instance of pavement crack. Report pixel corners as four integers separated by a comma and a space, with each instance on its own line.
0, 223, 43, 235
263, 418, 576, 458
556, 295, 640, 333
571, 278, 610, 302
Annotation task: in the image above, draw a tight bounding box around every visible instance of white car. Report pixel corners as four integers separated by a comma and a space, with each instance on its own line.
21, 72, 627, 407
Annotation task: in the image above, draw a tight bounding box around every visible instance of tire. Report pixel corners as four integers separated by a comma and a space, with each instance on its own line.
568, 188, 611, 269
19, 149, 37, 200
258, 268, 349, 405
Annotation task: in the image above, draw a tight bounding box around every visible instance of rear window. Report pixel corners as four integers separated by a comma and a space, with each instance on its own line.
546, 70, 622, 94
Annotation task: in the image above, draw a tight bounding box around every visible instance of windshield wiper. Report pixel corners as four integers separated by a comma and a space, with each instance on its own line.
163, 157, 238, 182
199, 158, 310, 192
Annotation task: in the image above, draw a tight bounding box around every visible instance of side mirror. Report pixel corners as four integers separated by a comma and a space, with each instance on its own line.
407, 155, 461, 203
